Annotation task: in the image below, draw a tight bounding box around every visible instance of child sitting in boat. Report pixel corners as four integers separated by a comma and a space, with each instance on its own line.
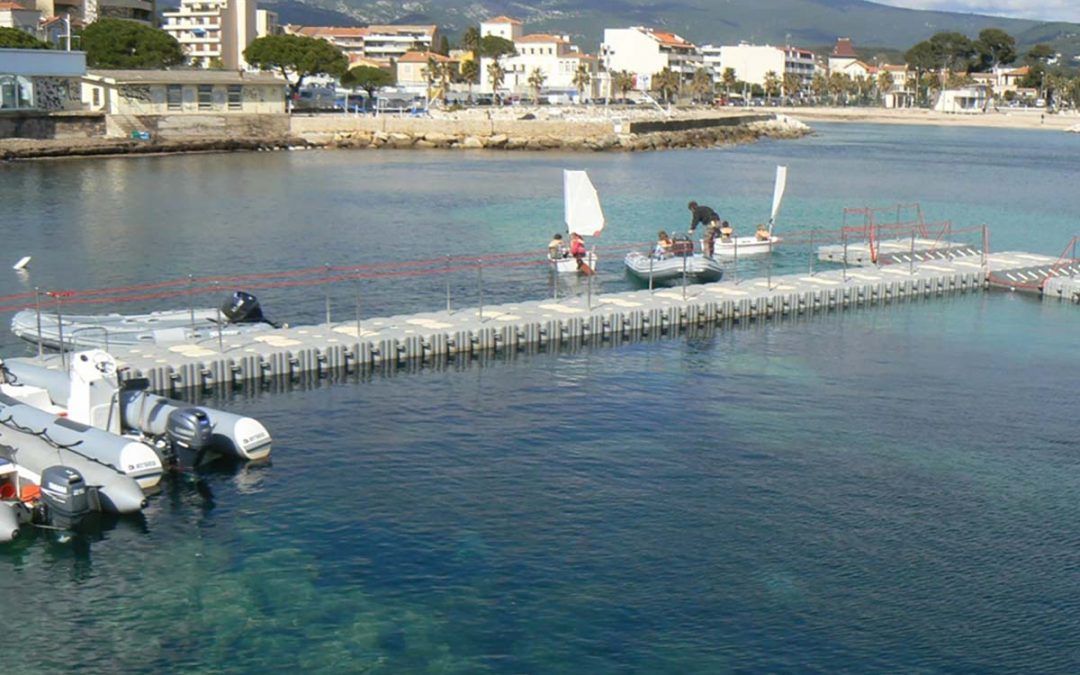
654, 230, 673, 259
720, 221, 734, 242
755, 223, 770, 241
548, 233, 568, 259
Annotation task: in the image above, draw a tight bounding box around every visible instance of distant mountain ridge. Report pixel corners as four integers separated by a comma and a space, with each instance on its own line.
262, 0, 1080, 61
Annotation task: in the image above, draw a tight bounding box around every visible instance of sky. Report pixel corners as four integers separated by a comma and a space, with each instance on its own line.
872, 1, 1080, 23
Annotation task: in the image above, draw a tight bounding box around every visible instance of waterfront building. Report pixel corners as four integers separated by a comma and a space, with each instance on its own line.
255, 8, 277, 37
828, 37, 858, 74
0, 2, 41, 34
395, 50, 455, 88
476, 16, 596, 99
81, 69, 284, 115
877, 64, 914, 108
701, 43, 815, 92
600, 26, 699, 93
0, 46, 84, 112
285, 24, 438, 68
36, 0, 155, 26
161, 0, 256, 70
933, 84, 989, 113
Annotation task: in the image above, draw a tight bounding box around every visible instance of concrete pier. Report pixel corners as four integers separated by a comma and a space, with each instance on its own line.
9, 249, 1063, 396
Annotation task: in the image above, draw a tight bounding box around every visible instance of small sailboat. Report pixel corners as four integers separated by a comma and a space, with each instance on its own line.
710, 165, 787, 257
550, 170, 605, 273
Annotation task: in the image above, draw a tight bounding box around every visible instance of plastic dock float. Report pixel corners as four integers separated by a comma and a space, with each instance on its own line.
818, 238, 980, 266
2, 251, 1066, 395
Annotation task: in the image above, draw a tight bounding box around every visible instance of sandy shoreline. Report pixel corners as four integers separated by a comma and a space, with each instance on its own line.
777, 105, 1080, 132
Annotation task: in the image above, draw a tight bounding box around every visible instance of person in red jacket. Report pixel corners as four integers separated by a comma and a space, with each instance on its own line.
569, 233, 594, 274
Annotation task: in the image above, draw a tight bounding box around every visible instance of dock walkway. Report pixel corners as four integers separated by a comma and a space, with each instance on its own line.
6, 250, 1071, 395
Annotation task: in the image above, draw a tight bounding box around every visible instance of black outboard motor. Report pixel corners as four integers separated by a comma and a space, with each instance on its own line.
165, 407, 214, 468
220, 291, 265, 324
38, 466, 93, 531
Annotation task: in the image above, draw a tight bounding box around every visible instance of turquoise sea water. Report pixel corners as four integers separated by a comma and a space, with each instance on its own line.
2, 123, 1080, 672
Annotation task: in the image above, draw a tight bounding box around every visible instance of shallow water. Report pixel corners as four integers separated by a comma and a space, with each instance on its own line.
2, 123, 1079, 672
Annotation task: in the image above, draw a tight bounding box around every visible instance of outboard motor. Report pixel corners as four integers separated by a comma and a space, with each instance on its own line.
165, 407, 214, 468
220, 291, 265, 324
38, 466, 93, 531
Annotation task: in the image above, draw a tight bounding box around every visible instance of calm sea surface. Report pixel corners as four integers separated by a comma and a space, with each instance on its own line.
2, 123, 1080, 672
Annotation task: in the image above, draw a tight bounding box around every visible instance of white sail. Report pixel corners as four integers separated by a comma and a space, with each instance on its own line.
563, 170, 606, 238
768, 165, 787, 235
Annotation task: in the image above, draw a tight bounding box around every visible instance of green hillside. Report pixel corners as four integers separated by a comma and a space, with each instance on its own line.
267, 0, 1080, 62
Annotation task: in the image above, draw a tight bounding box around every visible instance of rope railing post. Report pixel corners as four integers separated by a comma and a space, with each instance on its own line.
682, 252, 688, 300
588, 267, 594, 310
324, 263, 332, 325
355, 280, 362, 341
34, 287, 42, 359
649, 254, 654, 292
477, 259, 484, 322
188, 274, 195, 331
733, 236, 739, 285
808, 229, 815, 277
216, 306, 224, 353
445, 254, 452, 312
842, 227, 849, 283
981, 224, 988, 273
54, 293, 66, 370
910, 226, 916, 275
767, 236, 773, 290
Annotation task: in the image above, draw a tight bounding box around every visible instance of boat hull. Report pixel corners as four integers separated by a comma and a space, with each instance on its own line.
704, 235, 781, 257
624, 252, 724, 284
550, 251, 597, 274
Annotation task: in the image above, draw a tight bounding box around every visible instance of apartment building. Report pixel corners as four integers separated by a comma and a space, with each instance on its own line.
600, 26, 699, 90
0, 2, 41, 33
701, 43, 815, 90
478, 16, 596, 97
285, 24, 437, 67
162, 0, 256, 69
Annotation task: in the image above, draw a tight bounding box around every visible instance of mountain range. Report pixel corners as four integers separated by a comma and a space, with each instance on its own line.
260, 0, 1080, 62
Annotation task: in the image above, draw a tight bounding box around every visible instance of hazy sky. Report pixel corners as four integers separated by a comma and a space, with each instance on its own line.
872, 1, 1080, 23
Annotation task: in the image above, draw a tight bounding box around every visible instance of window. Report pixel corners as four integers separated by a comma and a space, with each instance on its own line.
166, 84, 182, 110
227, 85, 242, 111
92, 87, 101, 107
197, 84, 213, 110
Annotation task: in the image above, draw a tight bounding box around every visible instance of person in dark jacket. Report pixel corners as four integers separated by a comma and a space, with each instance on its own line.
687, 201, 720, 234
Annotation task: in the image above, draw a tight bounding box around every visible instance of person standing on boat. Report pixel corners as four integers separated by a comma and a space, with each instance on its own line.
687, 201, 721, 235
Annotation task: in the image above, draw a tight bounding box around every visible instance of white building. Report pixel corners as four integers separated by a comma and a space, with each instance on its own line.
702, 43, 815, 91
478, 17, 596, 98
1, 46, 85, 111
283, 24, 438, 67
255, 8, 277, 37
828, 37, 858, 74
162, 0, 256, 70
934, 85, 989, 114
0, 2, 41, 34
600, 26, 699, 90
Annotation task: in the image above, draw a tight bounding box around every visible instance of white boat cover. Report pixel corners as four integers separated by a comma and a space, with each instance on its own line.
563, 170, 605, 238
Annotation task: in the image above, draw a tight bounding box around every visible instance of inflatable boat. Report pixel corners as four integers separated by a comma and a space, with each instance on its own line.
10, 291, 278, 351
2, 350, 271, 468
0, 457, 105, 542
624, 249, 724, 285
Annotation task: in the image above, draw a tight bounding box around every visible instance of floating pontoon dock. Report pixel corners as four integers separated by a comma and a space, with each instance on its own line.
6, 248, 1076, 396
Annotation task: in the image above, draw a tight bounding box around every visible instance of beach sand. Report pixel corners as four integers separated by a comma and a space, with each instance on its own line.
776, 105, 1080, 132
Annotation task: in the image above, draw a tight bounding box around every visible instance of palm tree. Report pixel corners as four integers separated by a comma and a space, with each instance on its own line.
782, 72, 801, 101
425, 56, 440, 104
527, 67, 547, 104
763, 70, 781, 102
652, 67, 680, 103
811, 72, 828, 103
487, 60, 505, 104
572, 63, 592, 103
612, 70, 635, 99
721, 68, 737, 98
689, 67, 713, 104
461, 58, 480, 102
876, 70, 895, 101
